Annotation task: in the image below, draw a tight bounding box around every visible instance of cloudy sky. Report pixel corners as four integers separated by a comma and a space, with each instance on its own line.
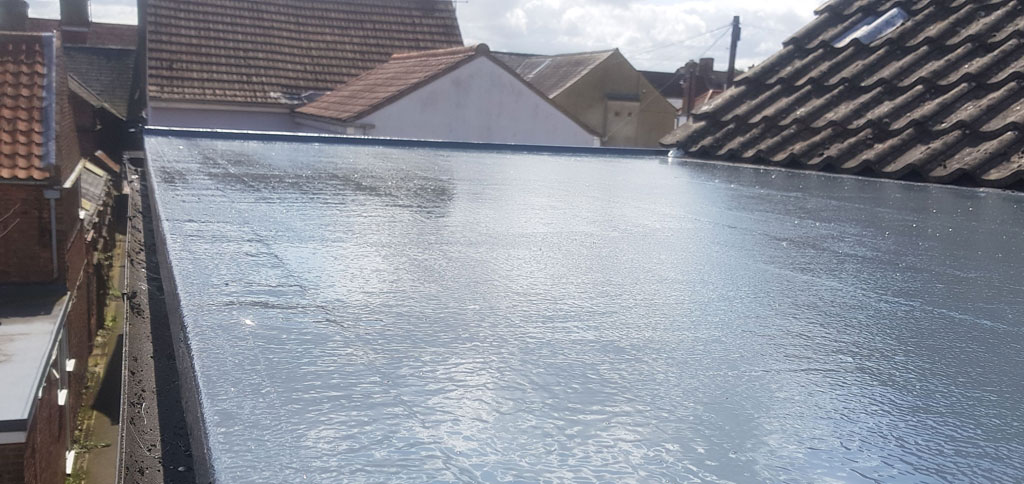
27, 0, 821, 71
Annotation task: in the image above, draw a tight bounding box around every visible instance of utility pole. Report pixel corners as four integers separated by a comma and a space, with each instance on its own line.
727, 15, 741, 88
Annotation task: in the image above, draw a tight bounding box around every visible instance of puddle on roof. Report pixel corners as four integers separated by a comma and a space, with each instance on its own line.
147, 135, 1024, 483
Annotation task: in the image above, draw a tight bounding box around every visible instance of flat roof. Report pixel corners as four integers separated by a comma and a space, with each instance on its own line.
0, 285, 68, 431
146, 129, 1024, 482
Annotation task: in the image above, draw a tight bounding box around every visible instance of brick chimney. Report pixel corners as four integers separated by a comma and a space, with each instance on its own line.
698, 58, 714, 79
60, 0, 90, 44
0, 0, 29, 31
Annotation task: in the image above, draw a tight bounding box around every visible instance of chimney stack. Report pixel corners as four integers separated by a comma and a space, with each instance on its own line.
698, 58, 714, 79
60, 0, 90, 44
0, 0, 29, 31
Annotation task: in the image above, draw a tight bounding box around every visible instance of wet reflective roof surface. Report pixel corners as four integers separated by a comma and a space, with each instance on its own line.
147, 132, 1024, 483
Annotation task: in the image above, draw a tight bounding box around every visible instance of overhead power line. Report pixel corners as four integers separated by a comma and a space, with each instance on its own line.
633, 23, 733, 56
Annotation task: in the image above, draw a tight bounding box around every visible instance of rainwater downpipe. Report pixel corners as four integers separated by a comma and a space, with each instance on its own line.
44, 188, 60, 279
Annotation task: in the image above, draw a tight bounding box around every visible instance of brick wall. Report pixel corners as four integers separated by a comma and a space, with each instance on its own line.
65, 235, 94, 416
71, 94, 100, 158
0, 443, 27, 483
0, 185, 55, 283
22, 370, 67, 484
54, 34, 81, 185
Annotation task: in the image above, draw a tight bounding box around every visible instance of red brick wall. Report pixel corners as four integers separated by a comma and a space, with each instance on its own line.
54, 35, 82, 185
22, 371, 67, 484
0, 185, 55, 283
66, 240, 94, 415
71, 94, 100, 158
0, 443, 27, 483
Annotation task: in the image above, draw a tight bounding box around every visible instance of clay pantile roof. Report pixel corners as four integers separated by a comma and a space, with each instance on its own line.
296, 45, 482, 122
25, 18, 137, 48
1, 33, 50, 181
65, 46, 136, 118
146, 0, 464, 106
493, 50, 617, 98
661, 0, 1024, 189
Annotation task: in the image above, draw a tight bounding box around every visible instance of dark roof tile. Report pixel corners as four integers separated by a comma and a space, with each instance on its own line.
492, 50, 617, 98
662, 0, 1024, 189
64, 46, 136, 117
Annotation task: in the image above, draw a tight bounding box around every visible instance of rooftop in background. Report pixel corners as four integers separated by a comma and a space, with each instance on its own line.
661, 0, 1024, 190
492, 50, 617, 98
145, 0, 464, 106
297, 45, 485, 123
0, 32, 52, 181
641, 67, 727, 101
65, 45, 136, 118
0, 285, 68, 431
25, 18, 136, 48
640, 70, 686, 100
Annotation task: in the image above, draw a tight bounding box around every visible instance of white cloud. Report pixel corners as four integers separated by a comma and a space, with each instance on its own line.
29, 0, 821, 71
457, 0, 819, 71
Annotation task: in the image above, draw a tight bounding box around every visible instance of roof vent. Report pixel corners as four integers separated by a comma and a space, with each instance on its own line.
832, 7, 908, 47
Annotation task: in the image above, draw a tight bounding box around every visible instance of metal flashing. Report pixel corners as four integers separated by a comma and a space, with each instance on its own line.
144, 127, 667, 158
41, 33, 57, 168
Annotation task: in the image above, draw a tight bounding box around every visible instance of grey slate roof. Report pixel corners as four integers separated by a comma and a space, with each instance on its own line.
64, 46, 136, 118
493, 50, 616, 98
640, 70, 685, 99
661, 0, 1024, 190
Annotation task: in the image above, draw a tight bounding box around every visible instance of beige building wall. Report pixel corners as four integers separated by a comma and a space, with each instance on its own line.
551, 52, 677, 148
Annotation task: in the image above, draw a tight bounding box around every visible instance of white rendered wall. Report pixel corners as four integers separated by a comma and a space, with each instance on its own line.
150, 105, 321, 132
361, 57, 598, 146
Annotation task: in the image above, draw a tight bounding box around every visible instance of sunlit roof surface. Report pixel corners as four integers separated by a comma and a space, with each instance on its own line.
146, 130, 1024, 482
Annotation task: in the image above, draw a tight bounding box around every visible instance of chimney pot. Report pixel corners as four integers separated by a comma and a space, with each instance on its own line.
60, 0, 90, 29
699, 58, 714, 77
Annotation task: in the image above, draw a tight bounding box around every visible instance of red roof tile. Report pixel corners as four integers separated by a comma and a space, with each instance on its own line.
661, 0, 1024, 189
296, 45, 481, 122
25, 18, 138, 48
0, 33, 49, 181
146, 0, 464, 106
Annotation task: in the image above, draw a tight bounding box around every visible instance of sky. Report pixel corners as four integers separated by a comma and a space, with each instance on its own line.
27, 0, 822, 72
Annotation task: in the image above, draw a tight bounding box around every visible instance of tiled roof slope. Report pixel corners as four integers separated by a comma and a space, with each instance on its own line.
661, 0, 1024, 189
26, 18, 138, 48
146, 0, 464, 105
641, 70, 686, 99
1, 33, 49, 181
296, 45, 481, 122
493, 50, 616, 98
65, 46, 136, 117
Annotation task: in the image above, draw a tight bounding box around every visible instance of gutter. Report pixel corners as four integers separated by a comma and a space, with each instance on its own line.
41, 33, 56, 174
114, 179, 132, 484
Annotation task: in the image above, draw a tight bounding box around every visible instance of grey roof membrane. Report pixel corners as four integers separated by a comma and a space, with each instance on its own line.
0, 286, 67, 429
146, 131, 1024, 482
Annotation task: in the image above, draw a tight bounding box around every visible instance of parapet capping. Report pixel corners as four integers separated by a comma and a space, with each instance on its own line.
143, 143, 215, 483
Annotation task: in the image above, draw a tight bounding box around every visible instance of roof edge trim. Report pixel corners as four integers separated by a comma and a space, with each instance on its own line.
42, 33, 57, 168
145, 126, 666, 157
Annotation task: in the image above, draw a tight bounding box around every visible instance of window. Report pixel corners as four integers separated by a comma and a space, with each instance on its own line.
832, 8, 909, 47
